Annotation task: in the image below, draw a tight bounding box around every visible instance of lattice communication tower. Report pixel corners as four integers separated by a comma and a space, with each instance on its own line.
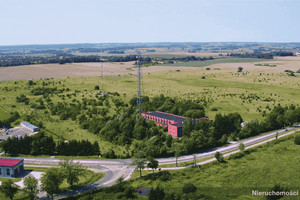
136, 52, 142, 121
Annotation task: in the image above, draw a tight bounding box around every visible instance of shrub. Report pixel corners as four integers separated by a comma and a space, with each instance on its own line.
266, 184, 289, 200
239, 143, 245, 152
228, 152, 245, 160
182, 183, 197, 194
214, 151, 224, 163
149, 186, 165, 200
28, 80, 35, 86
211, 107, 218, 111
158, 171, 171, 181
294, 134, 300, 145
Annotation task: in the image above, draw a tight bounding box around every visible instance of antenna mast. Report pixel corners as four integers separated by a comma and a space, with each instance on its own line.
136, 51, 142, 121
101, 44, 104, 96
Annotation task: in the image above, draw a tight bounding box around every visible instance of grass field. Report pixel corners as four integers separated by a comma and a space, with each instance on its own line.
1, 56, 300, 156
0, 108, 10, 122
165, 57, 271, 67
128, 134, 300, 199
65, 133, 300, 200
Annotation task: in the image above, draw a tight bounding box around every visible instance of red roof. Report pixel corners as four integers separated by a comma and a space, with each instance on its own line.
0, 158, 22, 167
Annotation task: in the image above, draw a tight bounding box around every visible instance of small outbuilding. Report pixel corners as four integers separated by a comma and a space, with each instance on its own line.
0, 158, 24, 178
20, 121, 39, 132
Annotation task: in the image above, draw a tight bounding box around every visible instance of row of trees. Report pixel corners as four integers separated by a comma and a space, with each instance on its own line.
237, 104, 300, 139
230, 51, 294, 59
1, 132, 100, 156
0, 53, 216, 67
160, 55, 214, 62
230, 52, 275, 59
0, 54, 139, 67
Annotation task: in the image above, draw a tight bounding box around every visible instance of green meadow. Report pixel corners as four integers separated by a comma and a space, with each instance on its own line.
167, 57, 271, 67
1, 57, 300, 156
126, 133, 300, 200
63, 133, 300, 200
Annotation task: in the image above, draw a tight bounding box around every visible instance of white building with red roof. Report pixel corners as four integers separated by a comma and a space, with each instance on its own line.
0, 158, 24, 178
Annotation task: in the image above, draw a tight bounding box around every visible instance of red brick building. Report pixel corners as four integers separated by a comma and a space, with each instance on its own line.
141, 111, 212, 137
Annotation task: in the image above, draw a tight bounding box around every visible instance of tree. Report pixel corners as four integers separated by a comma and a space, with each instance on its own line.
116, 176, 124, 185
59, 159, 87, 188
182, 118, 193, 137
166, 134, 172, 148
131, 151, 146, 177
123, 186, 136, 199
147, 157, 159, 173
28, 80, 35, 86
24, 175, 39, 200
148, 186, 165, 200
238, 66, 243, 72
0, 179, 19, 200
294, 134, 300, 145
215, 151, 224, 163
41, 168, 64, 200
239, 143, 245, 152
173, 143, 185, 167
193, 154, 197, 166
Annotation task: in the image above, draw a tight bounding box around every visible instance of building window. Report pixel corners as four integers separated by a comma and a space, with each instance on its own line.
6, 169, 10, 176
0, 168, 2, 175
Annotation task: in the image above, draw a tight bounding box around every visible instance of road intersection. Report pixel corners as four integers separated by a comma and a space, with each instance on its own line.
3, 125, 298, 199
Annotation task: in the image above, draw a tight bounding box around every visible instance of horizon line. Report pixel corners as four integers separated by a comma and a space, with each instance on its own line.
1, 41, 300, 47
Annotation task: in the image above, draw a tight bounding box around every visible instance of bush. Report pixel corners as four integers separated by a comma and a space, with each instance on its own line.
182, 183, 197, 194
266, 184, 289, 200
211, 107, 218, 111
16, 94, 29, 103
158, 171, 171, 181
149, 186, 165, 200
294, 134, 300, 145
228, 152, 245, 160
215, 151, 224, 163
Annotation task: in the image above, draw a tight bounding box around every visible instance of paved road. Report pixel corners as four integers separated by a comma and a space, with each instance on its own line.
24, 158, 135, 199
157, 125, 298, 165
4, 125, 298, 199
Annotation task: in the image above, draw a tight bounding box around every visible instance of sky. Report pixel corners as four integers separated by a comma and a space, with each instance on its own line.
0, 0, 299, 45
